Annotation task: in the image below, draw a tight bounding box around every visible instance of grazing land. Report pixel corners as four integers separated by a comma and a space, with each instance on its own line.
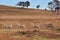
0, 5, 60, 40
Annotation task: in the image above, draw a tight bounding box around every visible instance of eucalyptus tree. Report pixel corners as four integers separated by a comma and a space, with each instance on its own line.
25, 1, 30, 8
17, 1, 25, 8
17, 1, 30, 8
48, 0, 60, 16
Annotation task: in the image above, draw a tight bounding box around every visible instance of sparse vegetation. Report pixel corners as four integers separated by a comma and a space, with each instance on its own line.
0, 0, 60, 40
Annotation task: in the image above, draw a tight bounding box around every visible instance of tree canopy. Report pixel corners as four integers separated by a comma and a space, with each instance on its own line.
48, 0, 60, 10
17, 1, 30, 8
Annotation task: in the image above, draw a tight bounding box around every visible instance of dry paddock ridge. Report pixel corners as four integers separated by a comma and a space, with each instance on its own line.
0, 5, 60, 40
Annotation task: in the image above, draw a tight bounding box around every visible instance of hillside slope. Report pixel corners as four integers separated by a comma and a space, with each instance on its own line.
0, 5, 60, 40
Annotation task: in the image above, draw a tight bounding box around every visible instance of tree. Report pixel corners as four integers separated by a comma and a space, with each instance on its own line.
17, 1, 30, 8
36, 5, 40, 9
17, 1, 25, 8
25, 1, 30, 8
48, 2, 54, 10
54, 1, 60, 9
48, 1, 54, 16
48, 0, 60, 10
48, 0, 60, 16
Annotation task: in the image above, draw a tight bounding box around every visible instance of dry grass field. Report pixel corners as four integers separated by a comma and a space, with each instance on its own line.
0, 5, 60, 40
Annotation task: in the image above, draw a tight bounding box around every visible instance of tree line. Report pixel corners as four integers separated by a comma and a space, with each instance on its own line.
16, 1, 40, 9
16, 0, 60, 10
